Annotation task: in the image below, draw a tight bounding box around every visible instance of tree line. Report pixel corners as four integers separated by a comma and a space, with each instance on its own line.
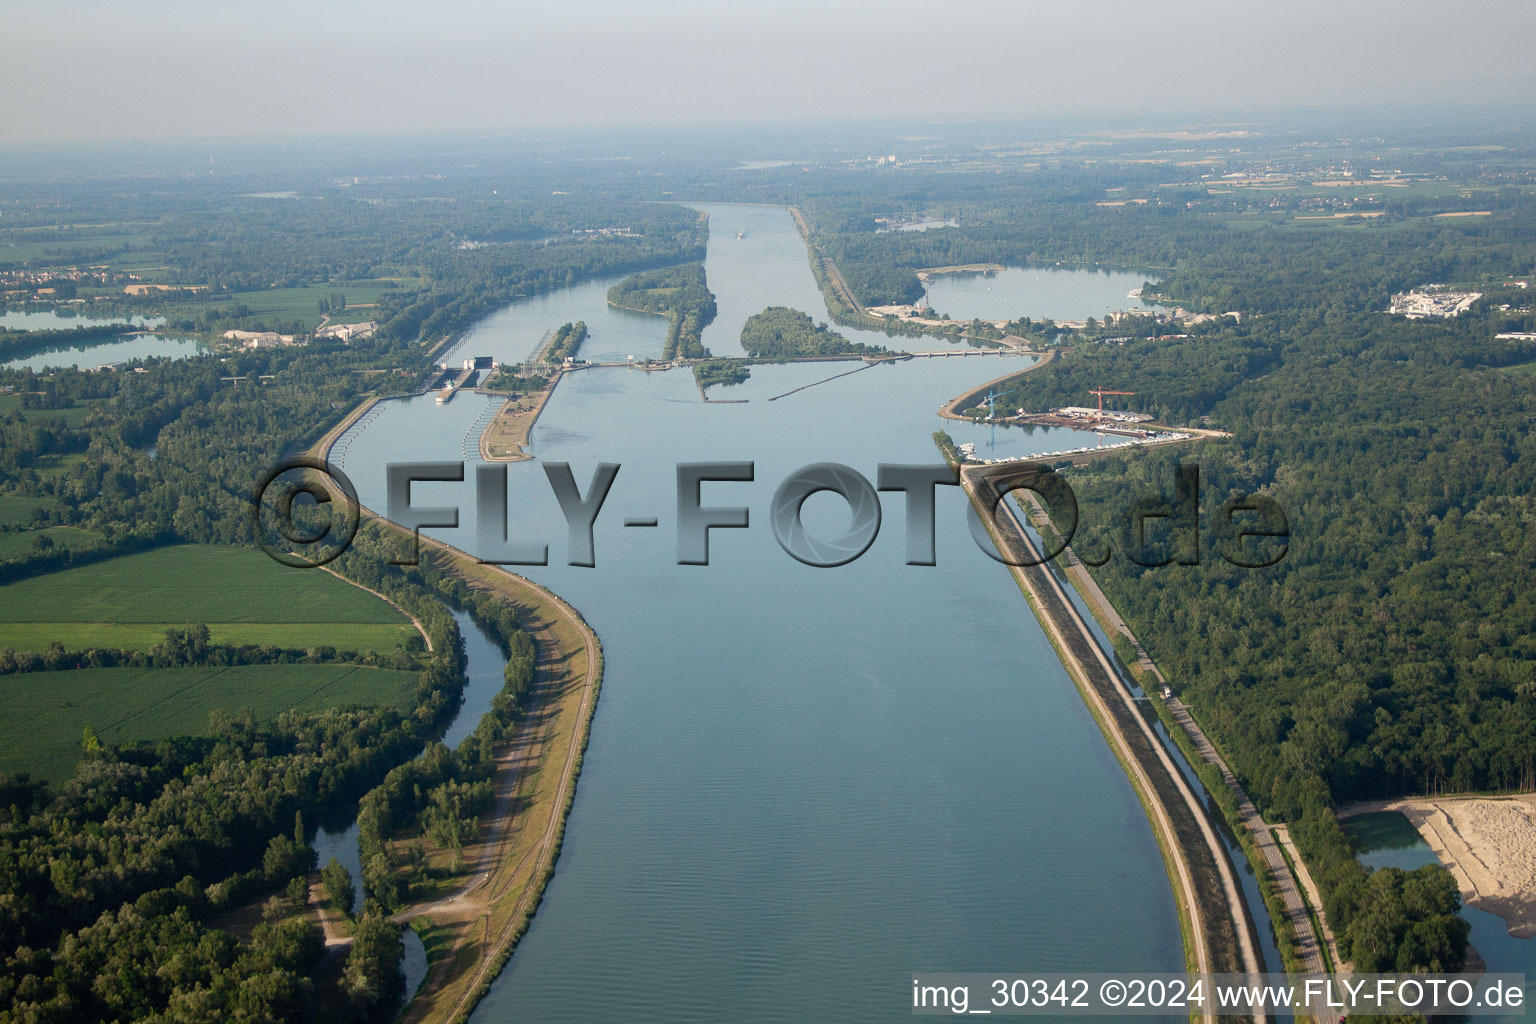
738, 306, 888, 359
542, 321, 588, 364
605, 262, 718, 360
975, 201, 1536, 975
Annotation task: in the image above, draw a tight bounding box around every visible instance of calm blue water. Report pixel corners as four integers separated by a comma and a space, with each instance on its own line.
0, 310, 164, 330
2, 332, 202, 371
333, 205, 1193, 1022
1346, 811, 1534, 1022
922, 265, 1157, 323
0, 310, 191, 371
443, 275, 668, 367
694, 203, 951, 357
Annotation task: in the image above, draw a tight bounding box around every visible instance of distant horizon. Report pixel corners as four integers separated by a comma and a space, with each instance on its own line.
2, 98, 1535, 156
7, 0, 1536, 144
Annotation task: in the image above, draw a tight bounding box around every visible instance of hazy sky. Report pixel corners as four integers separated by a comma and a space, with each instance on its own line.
6, 0, 1536, 142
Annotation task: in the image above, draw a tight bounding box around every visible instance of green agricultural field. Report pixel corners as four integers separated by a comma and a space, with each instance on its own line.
322, 306, 381, 325
99, 254, 172, 278
0, 621, 414, 652
0, 234, 145, 267
0, 544, 420, 653
196, 280, 415, 329
0, 663, 419, 781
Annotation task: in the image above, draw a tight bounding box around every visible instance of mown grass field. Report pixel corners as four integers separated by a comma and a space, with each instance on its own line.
0, 233, 146, 266
218, 283, 398, 324
22, 452, 88, 481
0, 493, 55, 527
0, 663, 419, 781
0, 525, 104, 561
322, 306, 381, 325
0, 395, 107, 427
0, 544, 419, 652
185, 279, 421, 329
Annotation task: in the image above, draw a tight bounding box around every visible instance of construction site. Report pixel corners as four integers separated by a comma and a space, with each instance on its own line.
953, 385, 1202, 466
985, 386, 1158, 437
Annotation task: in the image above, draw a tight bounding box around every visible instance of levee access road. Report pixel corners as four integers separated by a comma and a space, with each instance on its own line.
963, 461, 1265, 1024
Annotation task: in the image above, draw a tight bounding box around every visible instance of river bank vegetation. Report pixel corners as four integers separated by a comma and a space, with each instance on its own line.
903, 199, 1536, 977
605, 262, 717, 359
692, 358, 752, 389
540, 321, 587, 364
2, 123, 1535, 1010
0, 323, 140, 361
739, 306, 888, 358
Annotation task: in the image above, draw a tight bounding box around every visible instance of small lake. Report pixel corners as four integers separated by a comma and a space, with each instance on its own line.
1346, 811, 1533, 1022
2, 333, 203, 371
0, 310, 165, 331
922, 265, 1158, 323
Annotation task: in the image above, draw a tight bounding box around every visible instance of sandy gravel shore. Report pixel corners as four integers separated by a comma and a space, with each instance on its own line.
1341, 795, 1536, 938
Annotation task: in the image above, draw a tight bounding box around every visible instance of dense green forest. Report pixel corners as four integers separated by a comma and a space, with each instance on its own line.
893, 194, 1536, 978
0, 519, 550, 1021
353, 562, 539, 912
480, 368, 551, 395
738, 306, 887, 358
372, 211, 705, 351
0, 193, 708, 343
605, 262, 717, 359
800, 182, 1536, 313
692, 358, 752, 389
995, 311, 1536, 811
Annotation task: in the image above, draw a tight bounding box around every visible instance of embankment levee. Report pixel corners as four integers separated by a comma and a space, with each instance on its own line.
787, 205, 1022, 350
937, 349, 1056, 419
937, 342, 1336, 1003
478, 372, 561, 463
788, 205, 868, 320
1011, 481, 1343, 987
605, 298, 666, 320
310, 398, 604, 1024
959, 462, 1264, 1018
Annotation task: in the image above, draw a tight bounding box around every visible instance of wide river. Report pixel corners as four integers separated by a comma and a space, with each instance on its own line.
336, 205, 1196, 1021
